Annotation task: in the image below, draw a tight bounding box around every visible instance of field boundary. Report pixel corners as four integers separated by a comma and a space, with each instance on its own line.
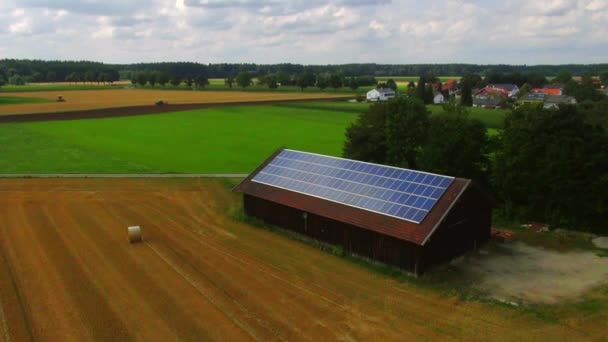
0, 174, 249, 178
0, 97, 350, 123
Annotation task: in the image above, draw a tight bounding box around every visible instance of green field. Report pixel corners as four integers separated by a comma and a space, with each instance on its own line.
1, 83, 126, 92
0, 105, 357, 173
0, 100, 508, 174
0, 95, 51, 105
376, 76, 461, 82
279, 101, 509, 129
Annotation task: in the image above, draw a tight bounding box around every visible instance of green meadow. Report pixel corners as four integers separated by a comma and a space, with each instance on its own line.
0, 101, 507, 174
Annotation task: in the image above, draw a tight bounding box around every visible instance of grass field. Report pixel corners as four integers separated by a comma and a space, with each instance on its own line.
0, 104, 357, 173
1, 177, 605, 341
0, 89, 349, 116
0, 95, 50, 105
0, 83, 126, 92
278, 101, 509, 129
0, 100, 508, 174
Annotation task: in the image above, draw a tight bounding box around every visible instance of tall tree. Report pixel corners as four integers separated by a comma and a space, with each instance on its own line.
553, 70, 573, 84
148, 72, 157, 87
170, 75, 182, 87
194, 75, 209, 89
415, 76, 426, 100
328, 72, 343, 91
236, 71, 252, 88
386, 78, 397, 91
158, 72, 169, 87
419, 99, 489, 181
224, 76, 235, 88
492, 105, 608, 231
343, 103, 388, 163
384, 97, 430, 169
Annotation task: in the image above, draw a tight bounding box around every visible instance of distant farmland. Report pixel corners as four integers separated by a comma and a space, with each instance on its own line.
0, 89, 350, 116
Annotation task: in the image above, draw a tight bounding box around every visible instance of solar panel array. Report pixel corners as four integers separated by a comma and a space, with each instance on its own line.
251, 150, 454, 224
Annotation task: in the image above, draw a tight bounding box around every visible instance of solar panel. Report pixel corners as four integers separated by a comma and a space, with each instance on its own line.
251, 149, 454, 224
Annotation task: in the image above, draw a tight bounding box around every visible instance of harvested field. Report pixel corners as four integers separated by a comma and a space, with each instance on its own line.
0, 89, 349, 116
0, 178, 606, 341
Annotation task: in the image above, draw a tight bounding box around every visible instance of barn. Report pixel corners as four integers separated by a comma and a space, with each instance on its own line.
234, 149, 492, 276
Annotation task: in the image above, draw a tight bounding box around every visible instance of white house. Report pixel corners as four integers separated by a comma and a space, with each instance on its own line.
433, 90, 445, 104
366, 88, 396, 102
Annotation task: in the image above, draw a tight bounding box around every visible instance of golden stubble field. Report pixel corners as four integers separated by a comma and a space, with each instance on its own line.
0, 178, 605, 341
0, 89, 348, 116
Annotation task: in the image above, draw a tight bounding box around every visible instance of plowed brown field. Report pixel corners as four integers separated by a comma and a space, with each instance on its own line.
0, 89, 348, 116
0, 178, 605, 341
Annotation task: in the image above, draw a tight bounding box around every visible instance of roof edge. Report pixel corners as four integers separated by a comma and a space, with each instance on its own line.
232, 147, 285, 193
421, 179, 471, 246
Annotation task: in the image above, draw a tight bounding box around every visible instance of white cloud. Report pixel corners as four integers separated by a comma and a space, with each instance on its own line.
0, 0, 606, 64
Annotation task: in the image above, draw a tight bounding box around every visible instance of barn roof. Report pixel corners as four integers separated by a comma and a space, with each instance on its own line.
234, 149, 474, 246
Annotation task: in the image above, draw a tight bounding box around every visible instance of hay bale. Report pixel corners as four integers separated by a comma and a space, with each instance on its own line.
128, 226, 142, 243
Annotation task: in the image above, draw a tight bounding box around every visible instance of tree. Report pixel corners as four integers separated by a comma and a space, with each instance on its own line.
328, 72, 343, 91
194, 75, 209, 89
46, 71, 57, 82
343, 103, 388, 164
565, 80, 604, 102
384, 97, 430, 169
185, 76, 193, 88
170, 75, 182, 87
0, 75, 6, 89
553, 70, 572, 84
267, 74, 278, 89
492, 105, 608, 231
85, 70, 96, 83
419, 99, 489, 181
148, 72, 157, 87
316, 73, 328, 90
158, 72, 169, 87
135, 72, 147, 87
276, 71, 291, 86
386, 78, 397, 91
347, 77, 358, 90
236, 71, 252, 88
415, 76, 426, 100
8, 74, 25, 85
517, 83, 532, 98
224, 76, 235, 88
296, 71, 315, 91
600, 70, 608, 86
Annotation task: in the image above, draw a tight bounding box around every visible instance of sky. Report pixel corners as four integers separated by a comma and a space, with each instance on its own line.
0, 0, 607, 65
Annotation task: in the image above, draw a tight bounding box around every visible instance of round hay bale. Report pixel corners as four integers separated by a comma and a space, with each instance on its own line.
128, 226, 142, 243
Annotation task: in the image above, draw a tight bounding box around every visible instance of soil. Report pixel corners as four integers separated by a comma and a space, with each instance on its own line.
0, 178, 605, 341
454, 242, 608, 304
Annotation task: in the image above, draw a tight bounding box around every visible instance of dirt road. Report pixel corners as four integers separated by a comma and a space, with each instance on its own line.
0, 178, 604, 341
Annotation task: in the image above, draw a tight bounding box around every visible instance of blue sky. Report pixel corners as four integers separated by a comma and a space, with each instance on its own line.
0, 0, 606, 64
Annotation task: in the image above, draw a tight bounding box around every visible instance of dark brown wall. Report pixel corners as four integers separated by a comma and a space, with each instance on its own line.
422, 186, 492, 269
243, 186, 491, 275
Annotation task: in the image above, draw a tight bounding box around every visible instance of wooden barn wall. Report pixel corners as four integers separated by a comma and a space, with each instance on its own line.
421, 186, 492, 270
243, 195, 423, 274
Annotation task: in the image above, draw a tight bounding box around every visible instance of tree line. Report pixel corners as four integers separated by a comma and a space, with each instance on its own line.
3, 59, 608, 87
344, 95, 608, 233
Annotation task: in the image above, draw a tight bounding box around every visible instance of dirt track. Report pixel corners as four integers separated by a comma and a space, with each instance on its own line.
0, 178, 605, 341
0, 89, 349, 123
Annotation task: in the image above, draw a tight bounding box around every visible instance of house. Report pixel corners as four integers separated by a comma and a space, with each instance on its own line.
366, 88, 396, 102
543, 95, 577, 109
235, 149, 493, 276
433, 90, 445, 104
533, 86, 563, 96
442, 79, 459, 96
487, 84, 519, 98
517, 92, 547, 106
472, 88, 506, 109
